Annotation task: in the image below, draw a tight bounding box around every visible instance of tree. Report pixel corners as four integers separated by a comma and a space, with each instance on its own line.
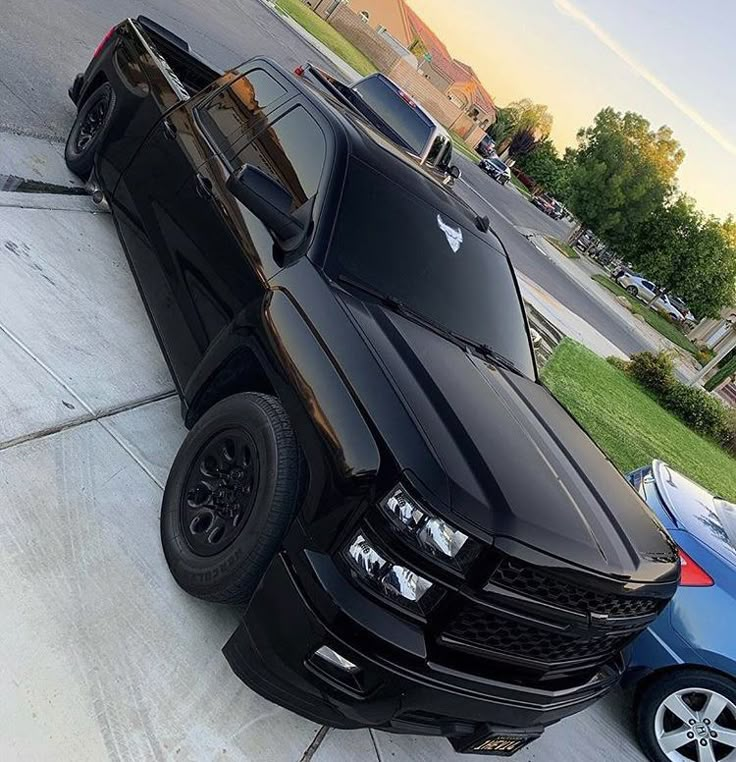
505, 99, 553, 138
487, 107, 514, 146
628, 196, 736, 318
676, 217, 736, 318
508, 127, 537, 158
567, 108, 685, 253
515, 138, 572, 201
487, 99, 554, 156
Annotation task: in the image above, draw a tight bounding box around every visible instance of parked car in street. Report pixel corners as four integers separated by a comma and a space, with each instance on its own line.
532, 193, 564, 220
478, 155, 511, 185
652, 292, 688, 323
297, 64, 462, 186
614, 272, 686, 323
65, 17, 681, 755
476, 134, 496, 158
626, 462, 736, 762
614, 271, 658, 301
671, 295, 697, 330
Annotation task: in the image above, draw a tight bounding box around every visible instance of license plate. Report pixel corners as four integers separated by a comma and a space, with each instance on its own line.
452, 727, 543, 756
471, 735, 533, 755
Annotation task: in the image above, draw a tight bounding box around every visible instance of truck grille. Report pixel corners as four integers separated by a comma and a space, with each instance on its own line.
437, 557, 665, 670
489, 558, 662, 619
443, 605, 637, 664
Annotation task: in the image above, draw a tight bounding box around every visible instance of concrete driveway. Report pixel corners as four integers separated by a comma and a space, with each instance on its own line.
0, 128, 652, 761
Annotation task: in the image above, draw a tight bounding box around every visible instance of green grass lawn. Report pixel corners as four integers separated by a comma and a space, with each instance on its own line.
274, 0, 377, 77
591, 274, 700, 357
450, 132, 480, 163
545, 235, 579, 259
541, 340, 736, 501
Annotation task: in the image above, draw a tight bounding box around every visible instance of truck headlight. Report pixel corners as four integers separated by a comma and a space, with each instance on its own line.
347, 533, 388, 578
344, 534, 436, 613
380, 487, 473, 565
381, 563, 433, 602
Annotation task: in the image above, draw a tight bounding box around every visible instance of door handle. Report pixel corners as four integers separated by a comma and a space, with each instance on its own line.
162, 118, 177, 140
195, 173, 213, 199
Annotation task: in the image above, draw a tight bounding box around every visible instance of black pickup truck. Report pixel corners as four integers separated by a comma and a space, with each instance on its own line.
66, 17, 679, 756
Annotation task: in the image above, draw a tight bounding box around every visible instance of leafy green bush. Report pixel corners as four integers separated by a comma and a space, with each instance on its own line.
626, 349, 735, 455
606, 355, 629, 372
627, 351, 676, 396
718, 409, 736, 457
663, 383, 727, 439
696, 348, 715, 368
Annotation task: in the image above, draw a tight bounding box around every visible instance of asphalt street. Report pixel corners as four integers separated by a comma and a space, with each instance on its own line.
0, 0, 339, 139
454, 157, 651, 356
0, 0, 649, 357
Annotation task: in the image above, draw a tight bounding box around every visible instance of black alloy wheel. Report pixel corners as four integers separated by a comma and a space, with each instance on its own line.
181, 429, 260, 557
74, 95, 109, 153
64, 82, 114, 178
161, 393, 305, 604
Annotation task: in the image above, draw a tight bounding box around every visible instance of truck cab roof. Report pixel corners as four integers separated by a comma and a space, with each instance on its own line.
271, 61, 480, 235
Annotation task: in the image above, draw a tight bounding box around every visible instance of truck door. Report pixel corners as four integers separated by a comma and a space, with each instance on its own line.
112, 65, 293, 389
170, 101, 330, 362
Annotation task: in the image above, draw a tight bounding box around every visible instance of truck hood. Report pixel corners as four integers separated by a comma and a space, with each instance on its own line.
342, 295, 678, 584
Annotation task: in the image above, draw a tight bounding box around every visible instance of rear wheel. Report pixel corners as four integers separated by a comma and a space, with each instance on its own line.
64, 82, 114, 178
160, 392, 305, 604
636, 670, 736, 762
627, 285, 640, 297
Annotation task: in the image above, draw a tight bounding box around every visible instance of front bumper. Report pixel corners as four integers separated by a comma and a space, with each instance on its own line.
223, 549, 624, 750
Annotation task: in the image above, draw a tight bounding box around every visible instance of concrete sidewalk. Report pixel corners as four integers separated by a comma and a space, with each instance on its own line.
528, 234, 703, 364
520, 274, 627, 360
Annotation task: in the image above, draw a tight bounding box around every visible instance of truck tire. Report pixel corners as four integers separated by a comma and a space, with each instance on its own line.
160, 392, 305, 604
65, 82, 115, 178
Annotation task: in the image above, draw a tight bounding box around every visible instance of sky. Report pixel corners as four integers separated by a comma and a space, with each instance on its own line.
410, 0, 735, 219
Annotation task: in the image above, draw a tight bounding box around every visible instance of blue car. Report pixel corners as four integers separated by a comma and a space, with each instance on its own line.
626, 461, 736, 762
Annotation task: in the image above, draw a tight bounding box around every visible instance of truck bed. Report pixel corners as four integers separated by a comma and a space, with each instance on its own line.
137, 15, 222, 96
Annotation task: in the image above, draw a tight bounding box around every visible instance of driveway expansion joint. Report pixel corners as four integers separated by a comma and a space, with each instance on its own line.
0, 391, 177, 453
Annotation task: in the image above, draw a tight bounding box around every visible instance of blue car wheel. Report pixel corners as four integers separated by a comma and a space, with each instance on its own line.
637, 669, 736, 761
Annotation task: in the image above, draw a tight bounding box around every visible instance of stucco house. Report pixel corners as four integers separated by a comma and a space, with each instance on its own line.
306, 0, 496, 128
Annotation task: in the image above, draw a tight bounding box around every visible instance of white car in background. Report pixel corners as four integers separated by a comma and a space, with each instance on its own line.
478, 156, 511, 185
614, 271, 687, 323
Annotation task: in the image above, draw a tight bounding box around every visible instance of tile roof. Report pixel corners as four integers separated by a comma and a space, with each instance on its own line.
402, 1, 495, 115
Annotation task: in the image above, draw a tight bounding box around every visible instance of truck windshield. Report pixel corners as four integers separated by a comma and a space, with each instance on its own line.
327, 160, 535, 378
352, 77, 434, 156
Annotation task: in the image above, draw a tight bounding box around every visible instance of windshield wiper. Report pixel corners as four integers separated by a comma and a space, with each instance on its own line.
469, 343, 521, 374
336, 274, 522, 375
337, 274, 470, 346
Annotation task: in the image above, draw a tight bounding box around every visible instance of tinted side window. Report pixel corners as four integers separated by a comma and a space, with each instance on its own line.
426, 135, 445, 165
643, 280, 656, 291
231, 106, 327, 210
199, 69, 287, 153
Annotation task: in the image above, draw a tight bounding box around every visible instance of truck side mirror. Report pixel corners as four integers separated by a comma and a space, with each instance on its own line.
226, 164, 305, 246
449, 165, 461, 180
